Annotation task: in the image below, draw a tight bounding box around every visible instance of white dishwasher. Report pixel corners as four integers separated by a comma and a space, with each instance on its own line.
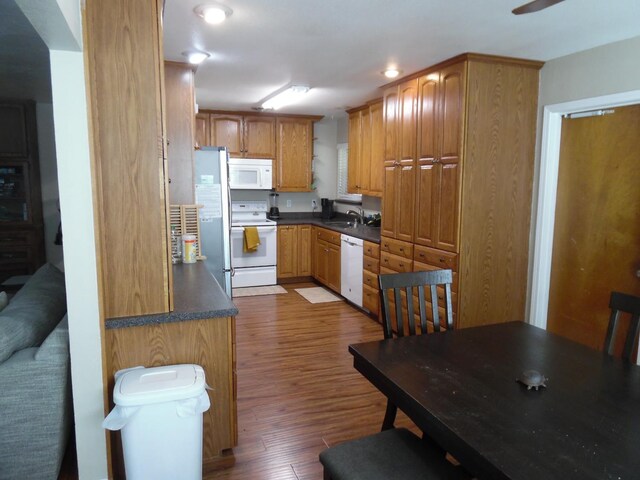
340, 234, 364, 307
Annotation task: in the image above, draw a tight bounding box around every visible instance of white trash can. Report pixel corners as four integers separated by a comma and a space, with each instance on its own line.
103, 364, 210, 480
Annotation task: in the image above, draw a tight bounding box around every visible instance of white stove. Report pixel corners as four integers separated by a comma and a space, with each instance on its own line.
230, 201, 277, 289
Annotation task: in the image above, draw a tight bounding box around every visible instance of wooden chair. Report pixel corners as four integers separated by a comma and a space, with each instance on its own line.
603, 291, 640, 362
319, 428, 469, 480
378, 269, 454, 430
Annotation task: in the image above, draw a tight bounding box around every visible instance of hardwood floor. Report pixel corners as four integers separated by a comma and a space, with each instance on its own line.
205, 281, 416, 479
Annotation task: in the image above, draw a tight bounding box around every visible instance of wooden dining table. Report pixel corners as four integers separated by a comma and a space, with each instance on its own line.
348, 321, 640, 480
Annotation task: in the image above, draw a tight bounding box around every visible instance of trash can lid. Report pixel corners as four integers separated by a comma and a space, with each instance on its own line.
113, 364, 206, 407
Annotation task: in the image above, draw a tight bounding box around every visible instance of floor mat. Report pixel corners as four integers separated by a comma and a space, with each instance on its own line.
294, 287, 342, 304
233, 285, 288, 297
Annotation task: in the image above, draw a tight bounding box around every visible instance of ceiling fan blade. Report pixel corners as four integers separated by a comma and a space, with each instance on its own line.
512, 0, 565, 15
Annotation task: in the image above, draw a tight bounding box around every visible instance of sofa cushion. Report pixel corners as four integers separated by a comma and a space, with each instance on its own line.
0, 264, 66, 363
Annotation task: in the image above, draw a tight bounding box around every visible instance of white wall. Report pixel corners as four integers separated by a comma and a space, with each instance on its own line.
36, 102, 63, 269
526, 34, 640, 323
50, 49, 108, 480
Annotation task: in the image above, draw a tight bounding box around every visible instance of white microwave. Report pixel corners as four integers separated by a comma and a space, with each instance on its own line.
228, 158, 273, 190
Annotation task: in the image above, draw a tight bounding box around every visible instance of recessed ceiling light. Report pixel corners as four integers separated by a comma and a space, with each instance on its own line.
182, 50, 210, 65
194, 3, 233, 25
383, 68, 401, 79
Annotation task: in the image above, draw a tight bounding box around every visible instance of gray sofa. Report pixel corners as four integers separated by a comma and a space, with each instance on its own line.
0, 263, 71, 480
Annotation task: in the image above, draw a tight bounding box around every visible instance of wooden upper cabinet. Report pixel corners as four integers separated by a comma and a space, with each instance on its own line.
210, 114, 243, 156
276, 117, 313, 192
347, 110, 362, 193
85, 0, 171, 318
164, 62, 195, 205
382, 81, 417, 241
383, 88, 398, 164
195, 113, 210, 149
368, 100, 384, 196
359, 108, 372, 194
243, 116, 276, 158
206, 113, 275, 159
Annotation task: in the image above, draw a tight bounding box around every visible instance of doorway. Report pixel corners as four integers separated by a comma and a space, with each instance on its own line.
529, 89, 640, 334
546, 104, 640, 349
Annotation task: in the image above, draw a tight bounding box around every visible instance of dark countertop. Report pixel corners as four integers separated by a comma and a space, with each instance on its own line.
275, 212, 381, 243
105, 262, 238, 329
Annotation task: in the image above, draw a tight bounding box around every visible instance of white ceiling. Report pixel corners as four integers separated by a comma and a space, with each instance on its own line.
1, 0, 639, 113
163, 0, 640, 117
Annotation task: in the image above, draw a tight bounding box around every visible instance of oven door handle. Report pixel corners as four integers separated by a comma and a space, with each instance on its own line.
231, 226, 277, 233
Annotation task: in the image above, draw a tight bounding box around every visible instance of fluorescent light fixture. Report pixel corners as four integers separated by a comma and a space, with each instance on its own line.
383, 68, 401, 79
194, 3, 233, 25
182, 50, 210, 65
262, 85, 310, 110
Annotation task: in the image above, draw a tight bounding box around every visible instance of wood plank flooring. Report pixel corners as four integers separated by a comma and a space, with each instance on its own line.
205, 282, 416, 480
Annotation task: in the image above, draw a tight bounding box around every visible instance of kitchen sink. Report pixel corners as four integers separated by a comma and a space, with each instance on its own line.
323, 221, 357, 228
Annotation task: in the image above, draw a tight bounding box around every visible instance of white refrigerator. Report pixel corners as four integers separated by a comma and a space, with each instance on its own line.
194, 147, 232, 295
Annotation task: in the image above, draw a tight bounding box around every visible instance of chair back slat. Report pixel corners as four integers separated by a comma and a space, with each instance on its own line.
378, 270, 454, 339
605, 291, 640, 362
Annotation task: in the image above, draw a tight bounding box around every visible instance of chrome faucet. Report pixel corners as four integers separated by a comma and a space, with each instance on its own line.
345, 208, 365, 224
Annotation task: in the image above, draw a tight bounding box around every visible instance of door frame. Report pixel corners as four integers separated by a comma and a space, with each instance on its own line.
528, 89, 640, 329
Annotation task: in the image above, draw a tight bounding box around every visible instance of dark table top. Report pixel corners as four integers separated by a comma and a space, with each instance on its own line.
349, 321, 640, 480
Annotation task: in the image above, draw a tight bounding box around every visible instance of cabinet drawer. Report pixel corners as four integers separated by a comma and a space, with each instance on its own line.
380, 251, 412, 273
380, 236, 413, 259
316, 227, 341, 246
363, 269, 378, 289
363, 256, 379, 273
413, 245, 458, 271
362, 284, 379, 316
414, 260, 459, 292
363, 241, 380, 259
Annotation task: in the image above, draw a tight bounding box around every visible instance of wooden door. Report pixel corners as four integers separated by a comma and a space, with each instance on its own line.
195, 113, 210, 148
347, 111, 362, 193
243, 115, 276, 159
381, 163, 397, 238
368, 100, 384, 197
210, 114, 242, 157
414, 73, 439, 246
359, 107, 372, 194
327, 242, 341, 293
276, 118, 312, 191
434, 63, 464, 252
547, 104, 640, 350
314, 237, 328, 285
277, 225, 297, 278
297, 225, 312, 276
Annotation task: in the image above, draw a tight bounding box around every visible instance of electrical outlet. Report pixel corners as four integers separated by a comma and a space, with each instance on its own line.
286, 199, 292, 208
311, 199, 317, 209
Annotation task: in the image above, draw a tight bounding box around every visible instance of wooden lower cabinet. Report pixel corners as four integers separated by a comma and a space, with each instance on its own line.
105, 316, 237, 475
277, 225, 312, 279
312, 226, 341, 293
362, 240, 381, 318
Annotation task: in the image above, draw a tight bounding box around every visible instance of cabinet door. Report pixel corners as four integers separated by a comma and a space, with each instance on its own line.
435, 63, 465, 252
415, 73, 439, 246
211, 114, 243, 157
383, 87, 398, 164
327, 242, 341, 293
347, 111, 362, 193
297, 225, 312, 276
359, 107, 372, 194
243, 115, 276, 159
381, 163, 397, 238
368, 100, 384, 197
395, 79, 418, 242
276, 118, 312, 192
314, 237, 328, 285
195, 113, 210, 148
277, 225, 297, 278
165, 62, 195, 205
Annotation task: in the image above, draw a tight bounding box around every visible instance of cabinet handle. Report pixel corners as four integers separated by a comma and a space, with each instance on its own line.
439, 258, 446, 263
399, 247, 404, 252
399, 263, 404, 268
